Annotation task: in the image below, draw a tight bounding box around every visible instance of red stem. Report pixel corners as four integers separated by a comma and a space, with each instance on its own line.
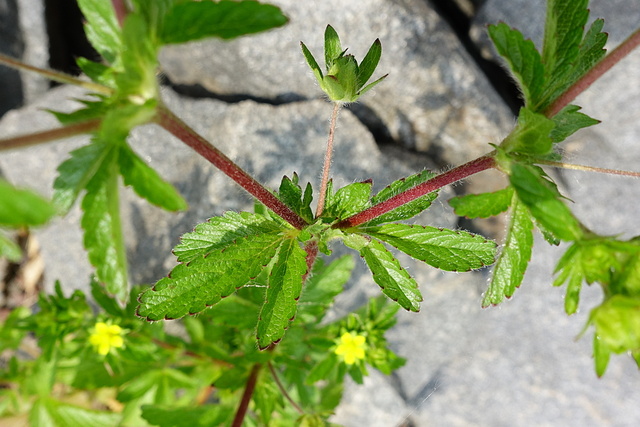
335, 155, 496, 228
155, 105, 308, 229
545, 27, 640, 117
231, 363, 262, 427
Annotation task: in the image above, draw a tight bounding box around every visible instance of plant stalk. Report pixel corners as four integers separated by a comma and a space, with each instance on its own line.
315, 102, 341, 218
0, 119, 101, 152
0, 53, 113, 96
155, 104, 308, 229
537, 159, 640, 177
268, 361, 304, 415
231, 363, 262, 427
545, 27, 640, 117
335, 154, 497, 228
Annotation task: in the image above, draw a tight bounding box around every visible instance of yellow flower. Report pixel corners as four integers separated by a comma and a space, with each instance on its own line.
89, 322, 124, 356
335, 332, 367, 365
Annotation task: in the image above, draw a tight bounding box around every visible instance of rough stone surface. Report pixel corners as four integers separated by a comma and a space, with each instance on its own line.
160, 0, 514, 165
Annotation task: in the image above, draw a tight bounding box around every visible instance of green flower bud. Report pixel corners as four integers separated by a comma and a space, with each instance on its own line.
301, 25, 387, 103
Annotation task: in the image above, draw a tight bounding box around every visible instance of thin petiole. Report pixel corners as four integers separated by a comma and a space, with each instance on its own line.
0, 119, 102, 152
315, 102, 342, 218
0, 53, 113, 96
537, 159, 640, 177
268, 361, 305, 414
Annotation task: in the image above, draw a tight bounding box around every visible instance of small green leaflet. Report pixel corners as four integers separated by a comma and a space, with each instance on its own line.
173, 212, 286, 263
277, 174, 314, 223
76, 0, 121, 64
509, 163, 583, 241
297, 256, 355, 323
53, 142, 114, 214
30, 396, 120, 427
549, 104, 600, 143
118, 143, 187, 212
483, 195, 533, 307
360, 239, 422, 312
488, 23, 545, 107
257, 238, 307, 349
159, 0, 288, 44
48, 98, 109, 126
502, 107, 555, 155
80, 148, 128, 300
0, 232, 21, 262
366, 170, 438, 226
0, 180, 56, 227
362, 223, 497, 272
449, 187, 514, 219
141, 403, 233, 427
323, 180, 372, 220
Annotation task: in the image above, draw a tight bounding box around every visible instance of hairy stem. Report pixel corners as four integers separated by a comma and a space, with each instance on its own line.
0, 53, 113, 96
231, 363, 262, 427
537, 159, 640, 177
303, 241, 319, 283
268, 361, 304, 414
156, 104, 308, 229
545, 27, 640, 117
335, 155, 497, 228
0, 120, 101, 152
315, 102, 342, 217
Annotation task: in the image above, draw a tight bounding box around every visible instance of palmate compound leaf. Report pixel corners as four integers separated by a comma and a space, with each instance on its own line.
361, 223, 497, 272
365, 170, 438, 226
173, 212, 286, 263
359, 238, 422, 312
482, 195, 534, 307
137, 231, 284, 321
257, 237, 308, 349
449, 186, 514, 219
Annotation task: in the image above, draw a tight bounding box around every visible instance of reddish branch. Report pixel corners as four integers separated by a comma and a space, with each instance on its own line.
335, 155, 497, 228
0, 119, 101, 151
156, 105, 308, 229
545, 27, 640, 117
231, 363, 262, 427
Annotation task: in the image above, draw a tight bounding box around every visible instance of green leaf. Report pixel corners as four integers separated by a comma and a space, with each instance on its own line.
30, 396, 120, 427
324, 25, 342, 67
137, 232, 283, 320
76, 0, 121, 64
366, 170, 437, 226
0, 180, 56, 227
593, 334, 611, 377
360, 238, 422, 311
483, 196, 533, 307
502, 107, 555, 155
173, 211, 286, 263
357, 73, 388, 97
590, 295, 640, 356
76, 57, 116, 88
90, 277, 124, 317
357, 39, 382, 89
118, 143, 187, 212
363, 223, 497, 272
53, 142, 113, 214
0, 232, 21, 262
541, 0, 589, 81
509, 163, 583, 241
549, 104, 600, 143
449, 187, 514, 219
553, 244, 584, 314
298, 256, 355, 322
323, 181, 372, 221
159, 0, 288, 44
568, 18, 608, 84
277, 173, 314, 223
80, 147, 128, 299
117, 14, 158, 102
488, 23, 545, 106
141, 404, 233, 427
257, 238, 307, 349
48, 98, 109, 126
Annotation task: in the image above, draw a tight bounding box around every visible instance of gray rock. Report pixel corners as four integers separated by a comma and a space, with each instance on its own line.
0, 0, 48, 117
159, 0, 513, 165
